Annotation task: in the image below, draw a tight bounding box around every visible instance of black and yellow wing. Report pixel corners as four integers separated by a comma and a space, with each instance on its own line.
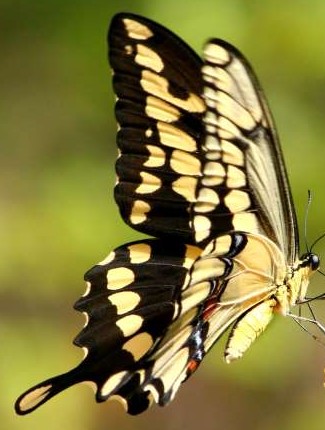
111, 13, 298, 259
15, 13, 306, 416
16, 231, 285, 414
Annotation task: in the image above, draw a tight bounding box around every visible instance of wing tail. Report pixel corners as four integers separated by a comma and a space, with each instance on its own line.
15, 367, 82, 415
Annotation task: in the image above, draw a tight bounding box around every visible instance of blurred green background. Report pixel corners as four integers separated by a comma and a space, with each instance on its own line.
2, 1, 325, 429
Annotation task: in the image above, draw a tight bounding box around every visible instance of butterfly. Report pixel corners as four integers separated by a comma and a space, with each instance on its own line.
15, 13, 321, 416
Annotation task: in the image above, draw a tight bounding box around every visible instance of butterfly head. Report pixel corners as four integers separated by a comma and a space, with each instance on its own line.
300, 252, 320, 273
291, 252, 321, 305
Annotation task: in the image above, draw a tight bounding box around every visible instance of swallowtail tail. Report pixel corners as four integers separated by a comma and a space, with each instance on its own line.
15, 13, 321, 416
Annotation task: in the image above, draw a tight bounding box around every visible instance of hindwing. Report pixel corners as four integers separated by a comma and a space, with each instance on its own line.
15, 231, 287, 415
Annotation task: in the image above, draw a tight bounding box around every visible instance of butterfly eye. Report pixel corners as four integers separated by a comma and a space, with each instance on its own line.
300, 252, 320, 271
309, 253, 320, 271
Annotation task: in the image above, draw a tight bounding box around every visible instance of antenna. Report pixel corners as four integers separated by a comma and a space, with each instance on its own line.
310, 232, 325, 253
304, 189, 312, 253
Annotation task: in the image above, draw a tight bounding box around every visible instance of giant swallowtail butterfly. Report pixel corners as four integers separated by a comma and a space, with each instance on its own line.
15, 13, 322, 415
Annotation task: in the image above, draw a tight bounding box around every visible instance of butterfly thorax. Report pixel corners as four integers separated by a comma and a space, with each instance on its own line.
284, 253, 320, 309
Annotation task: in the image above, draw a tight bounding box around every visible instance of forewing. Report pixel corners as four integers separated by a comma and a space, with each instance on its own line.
198, 39, 298, 261
109, 13, 206, 243
109, 15, 298, 258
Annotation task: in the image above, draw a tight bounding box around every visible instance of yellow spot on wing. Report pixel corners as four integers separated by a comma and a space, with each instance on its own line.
226, 165, 246, 188
215, 234, 232, 255
17, 385, 52, 413
116, 314, 143, 337
202, 161, 225, 186
130, 200, 151, 224
145, 96, 180, 122
135, 44, 164, 72
125, 45, 133, 55
82, 281, 91, 297
221, 139, 244, 166
145, 128, 153, 138
197, 187, 220, 212
123, 18, 153, 40
144, 145, 165, 167
106, 267, 135, 290
122, 332, 153, 361
170, 149, 201, 175
172, 176, 197, 202
157, 122, 197, 152
224, 189, 250, 212
135, 172, 161, 194
203, 160, 225, 176
128, 243, 151, 263
195, 196, 219, 214
109, 291, 141, 315
232, 213, 259, 233
205, 135, 221, 151
193, 215, 211, 242
101, 371, 128, 397
82, 311, 89, 328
